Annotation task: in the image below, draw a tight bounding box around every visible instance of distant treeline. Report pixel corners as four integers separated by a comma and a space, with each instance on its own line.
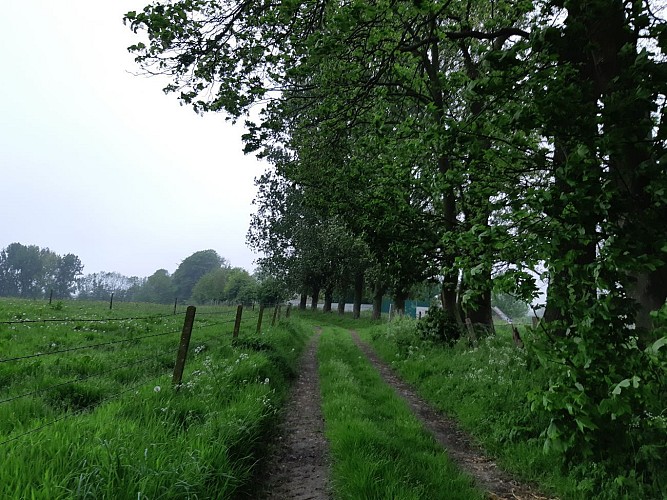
0, 244, 285, 305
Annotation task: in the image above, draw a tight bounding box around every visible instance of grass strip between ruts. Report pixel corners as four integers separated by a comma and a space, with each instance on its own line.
316, 325, 484, 500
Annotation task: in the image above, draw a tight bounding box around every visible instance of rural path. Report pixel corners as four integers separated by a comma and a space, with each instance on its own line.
349, 330, 552, 500
259, 328, 332, 499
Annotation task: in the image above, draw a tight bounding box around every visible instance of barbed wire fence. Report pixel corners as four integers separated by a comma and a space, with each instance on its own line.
0, 301, 286, 447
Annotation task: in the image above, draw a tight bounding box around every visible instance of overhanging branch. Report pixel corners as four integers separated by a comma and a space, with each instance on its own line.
445, 27, 530, 41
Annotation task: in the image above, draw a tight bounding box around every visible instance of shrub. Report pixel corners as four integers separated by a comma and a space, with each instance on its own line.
416, 306, 462, 344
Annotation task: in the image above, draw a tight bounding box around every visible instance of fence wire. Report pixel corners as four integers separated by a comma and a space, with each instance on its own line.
0, 372, 170, 447
0, 302, 288, 447
0, 329, 181, 364
0, 348, 173, 406
0, 311, 185, 326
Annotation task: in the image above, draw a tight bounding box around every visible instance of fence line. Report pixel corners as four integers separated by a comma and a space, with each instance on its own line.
194, 318, 238, 329
0, 312, 186, 325
0, 301, 288, 447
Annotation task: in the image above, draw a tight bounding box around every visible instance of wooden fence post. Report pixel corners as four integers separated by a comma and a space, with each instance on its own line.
271, 304, 279, 326
109, 292, 114, 310
256, 304, 265, 334
173, 297, 178, 315
286, 304, 291, 318
233, 304, 243, 338
49, 289, 53, 305
172, 305, 196, 387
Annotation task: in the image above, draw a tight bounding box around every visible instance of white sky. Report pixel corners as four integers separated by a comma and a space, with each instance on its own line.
0, 1, 266, 278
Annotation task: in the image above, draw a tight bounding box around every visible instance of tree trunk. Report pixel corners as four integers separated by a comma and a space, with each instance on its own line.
441, 269, 462, 327
629, 270, 667, 337
299, 293, 307, 310
393, 290, 408, 318
371, 289, 384, 320
337, 297, 346, 315
458, 41, 495, 335
466, 281, 495, 335
371, 283, 386, 320
310, 287, 320, 311
323, 286, 333, 312
353, 271, 364, 319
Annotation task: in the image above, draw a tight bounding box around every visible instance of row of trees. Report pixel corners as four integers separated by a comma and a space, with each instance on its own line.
76, 249, 283, 305
0, 243, 83, 298
0, 244, 277, 305
127, 0, 667, 489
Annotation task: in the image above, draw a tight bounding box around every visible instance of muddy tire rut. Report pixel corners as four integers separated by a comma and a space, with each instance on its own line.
259, 328, 331, 500
257, 325, 552, 499
349, 330, 553, 500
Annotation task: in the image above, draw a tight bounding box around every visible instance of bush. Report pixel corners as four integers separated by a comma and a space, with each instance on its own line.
416, 306, 462, 344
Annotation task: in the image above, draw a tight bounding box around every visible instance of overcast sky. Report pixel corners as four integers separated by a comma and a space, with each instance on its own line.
0, 1, 266, 278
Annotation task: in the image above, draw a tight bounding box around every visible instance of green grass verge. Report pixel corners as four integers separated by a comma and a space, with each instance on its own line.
357, 318, 586, 498
316, 325, 483, 500
0, 298, 310, 498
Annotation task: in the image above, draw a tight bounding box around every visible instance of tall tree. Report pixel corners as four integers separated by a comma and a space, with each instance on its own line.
172, 249, 225, 301
134, 268, 176, 304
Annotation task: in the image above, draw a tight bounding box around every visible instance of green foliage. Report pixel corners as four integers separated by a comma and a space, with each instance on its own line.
528, 301, 667, 496
172, 249, 225, 301
126, 2, 667, 497
191, 266, 257, 305
491, 291, 529, 322
255, 274, 289, 306
371, 316, 422, 357
416, 306, 462, 344
77, 271, 137, 301
0, 243, 83, 299
223, 268, 257, 305
133, 268, 176, 304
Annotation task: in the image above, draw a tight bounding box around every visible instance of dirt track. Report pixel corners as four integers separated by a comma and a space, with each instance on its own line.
259, 326, 551, 499
260, 329, 331, 499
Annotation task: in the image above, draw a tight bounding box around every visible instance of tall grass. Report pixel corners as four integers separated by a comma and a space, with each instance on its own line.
317, 325, 483, 499
0, 298, 310, 498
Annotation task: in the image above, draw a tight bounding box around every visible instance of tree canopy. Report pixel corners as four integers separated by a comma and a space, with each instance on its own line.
127, 0, 667, 488
171, 249, 225, 301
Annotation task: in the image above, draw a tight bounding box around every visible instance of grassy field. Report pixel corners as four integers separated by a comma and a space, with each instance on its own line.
6, 300, 659, 499
297, 309, 663, 499
0, 298, 308, 498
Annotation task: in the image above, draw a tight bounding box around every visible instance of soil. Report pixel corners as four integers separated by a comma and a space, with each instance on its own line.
258, 328, 332, 499
349, 330, 554, 500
